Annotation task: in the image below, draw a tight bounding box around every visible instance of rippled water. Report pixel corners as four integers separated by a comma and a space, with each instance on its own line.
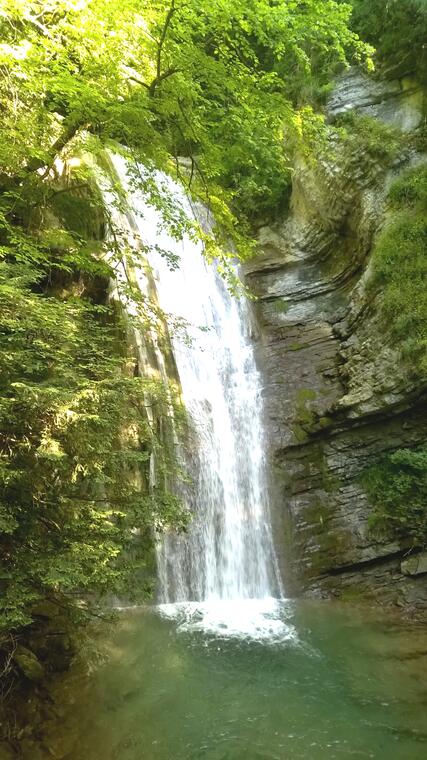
51, 600, 427, 760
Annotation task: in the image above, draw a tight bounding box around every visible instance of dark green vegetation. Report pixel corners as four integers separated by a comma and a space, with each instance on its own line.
362, 168, 427, 551
0, 268, 186, 631
362, 446, 427, 548
0, 161, 188, 629
336, 112, 402, 163
348, 0, 427, 81
370, 164, 427, 374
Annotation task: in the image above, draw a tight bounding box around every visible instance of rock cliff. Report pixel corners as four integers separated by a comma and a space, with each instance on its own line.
246, 69, 427, 615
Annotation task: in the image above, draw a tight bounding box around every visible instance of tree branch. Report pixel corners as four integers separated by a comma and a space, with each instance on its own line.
28, 121, 86, 177
0, 121, 86, 195
156, 0, 176, 81
23, 12, 54, 40
127, 74, 151, 90
149, 0, 177, 97
129, 67, 180, 96
149, 66, 180, 95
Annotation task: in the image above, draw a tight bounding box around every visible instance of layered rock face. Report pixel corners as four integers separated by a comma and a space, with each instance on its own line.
246, 69, 427, 614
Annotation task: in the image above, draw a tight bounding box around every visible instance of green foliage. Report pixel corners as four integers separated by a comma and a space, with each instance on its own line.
0, 0, 371, 232
388, 164, 427, 207
369, 165, 427, 373
347, 0, 427, 81
362, 446, 427, 547
336, 112, 402, 163
0, 242, 187, 630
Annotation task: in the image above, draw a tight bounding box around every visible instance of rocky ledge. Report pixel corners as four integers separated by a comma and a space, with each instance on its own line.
245, 69, 427, 616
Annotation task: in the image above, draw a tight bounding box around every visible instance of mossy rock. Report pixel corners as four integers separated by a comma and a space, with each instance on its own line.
318, 415, 334, 429
291, 424, 310, 443
272, 298, 290, 314
368, 164, 427, 375
0, 742, 15, 760
335, 112, 402, 164
293, 388, 318, 435
296, 389, 317, 402
338, 586, 367, 603
50, 162, 106, 241
31, 601, 61, 620
307, 523, 353, 575
13, 646, 45, 682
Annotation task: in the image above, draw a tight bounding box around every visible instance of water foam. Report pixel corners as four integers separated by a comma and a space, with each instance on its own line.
157, 598, 297, 643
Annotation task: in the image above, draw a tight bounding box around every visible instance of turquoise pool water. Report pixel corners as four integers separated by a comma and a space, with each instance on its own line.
52, 600, 427, 760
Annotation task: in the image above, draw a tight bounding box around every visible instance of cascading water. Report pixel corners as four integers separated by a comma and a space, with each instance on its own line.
112, 156, 285, 636
152, 234, 282, 605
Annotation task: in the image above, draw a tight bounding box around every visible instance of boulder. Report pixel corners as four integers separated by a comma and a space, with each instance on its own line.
401, 553, 427, 577
13, 646, 45, 683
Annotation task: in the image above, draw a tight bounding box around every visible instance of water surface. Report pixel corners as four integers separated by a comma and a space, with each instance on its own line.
53, 600, 427, 760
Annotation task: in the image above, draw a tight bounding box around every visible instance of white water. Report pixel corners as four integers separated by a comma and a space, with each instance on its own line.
112, 157, 284, 636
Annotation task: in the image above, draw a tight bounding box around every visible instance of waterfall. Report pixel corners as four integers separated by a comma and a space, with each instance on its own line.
111, 157, 283, 616
152, 236, 282, 604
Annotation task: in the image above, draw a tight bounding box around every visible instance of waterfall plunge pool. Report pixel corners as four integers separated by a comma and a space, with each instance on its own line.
47, 599, 427, 760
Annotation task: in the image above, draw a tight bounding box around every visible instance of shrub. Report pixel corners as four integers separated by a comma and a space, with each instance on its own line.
362, 446, 427, 547
369, 165, 427, 374
335, 112, 402, 163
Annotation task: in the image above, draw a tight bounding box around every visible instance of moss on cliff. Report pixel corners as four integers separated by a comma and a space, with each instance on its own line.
361, 445, 427, 547
291, 389, 317, 442
336, 112, 402, 163
369, 164, 427, 374
49, 165, 106, 242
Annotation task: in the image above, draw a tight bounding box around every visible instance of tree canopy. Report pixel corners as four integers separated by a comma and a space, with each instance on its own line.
347, 0, 427, 81
1, 0, 371, 226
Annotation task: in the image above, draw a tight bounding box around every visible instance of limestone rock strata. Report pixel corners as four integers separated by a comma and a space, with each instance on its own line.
246, 70, 427, 615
